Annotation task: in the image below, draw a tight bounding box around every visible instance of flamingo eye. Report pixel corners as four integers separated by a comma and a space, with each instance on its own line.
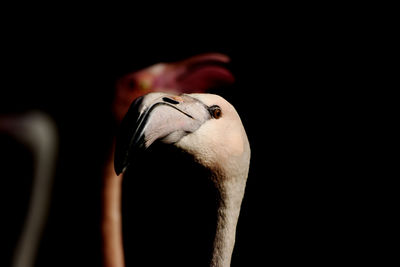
209, 105, 222, 119
127, 79, 136, 90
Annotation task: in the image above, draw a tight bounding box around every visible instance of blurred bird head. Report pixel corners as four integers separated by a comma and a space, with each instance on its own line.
112, 53, 235, 122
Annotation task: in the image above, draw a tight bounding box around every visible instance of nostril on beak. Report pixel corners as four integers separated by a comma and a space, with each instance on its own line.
162, 97, 180, 105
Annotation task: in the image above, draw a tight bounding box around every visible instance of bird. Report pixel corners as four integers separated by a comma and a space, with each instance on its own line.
0, 112, 58, 267
102, 53, 235, 267
114, 92, 250, 267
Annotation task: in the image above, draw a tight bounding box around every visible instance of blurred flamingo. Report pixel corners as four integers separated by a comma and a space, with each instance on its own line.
0, 112, 58, 267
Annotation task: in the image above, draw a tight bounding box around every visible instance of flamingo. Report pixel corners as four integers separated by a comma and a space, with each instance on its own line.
0, 112, 58, 267
102, 53, 235, 267
114, 93, 250, 267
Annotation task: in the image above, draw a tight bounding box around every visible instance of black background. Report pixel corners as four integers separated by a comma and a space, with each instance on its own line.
0, 12, 376, 266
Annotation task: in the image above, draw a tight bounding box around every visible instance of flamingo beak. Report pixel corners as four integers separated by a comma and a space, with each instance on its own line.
114, 93, 211, 175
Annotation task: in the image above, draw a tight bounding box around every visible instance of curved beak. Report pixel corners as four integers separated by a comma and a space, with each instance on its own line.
114, 93, 211, 175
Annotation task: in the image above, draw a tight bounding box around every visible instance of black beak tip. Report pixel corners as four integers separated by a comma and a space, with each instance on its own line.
114, 158, 128, 176
114, 163, 122, 176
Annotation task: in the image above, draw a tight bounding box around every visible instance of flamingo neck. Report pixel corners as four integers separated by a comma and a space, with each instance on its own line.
210, 179, 246, 267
